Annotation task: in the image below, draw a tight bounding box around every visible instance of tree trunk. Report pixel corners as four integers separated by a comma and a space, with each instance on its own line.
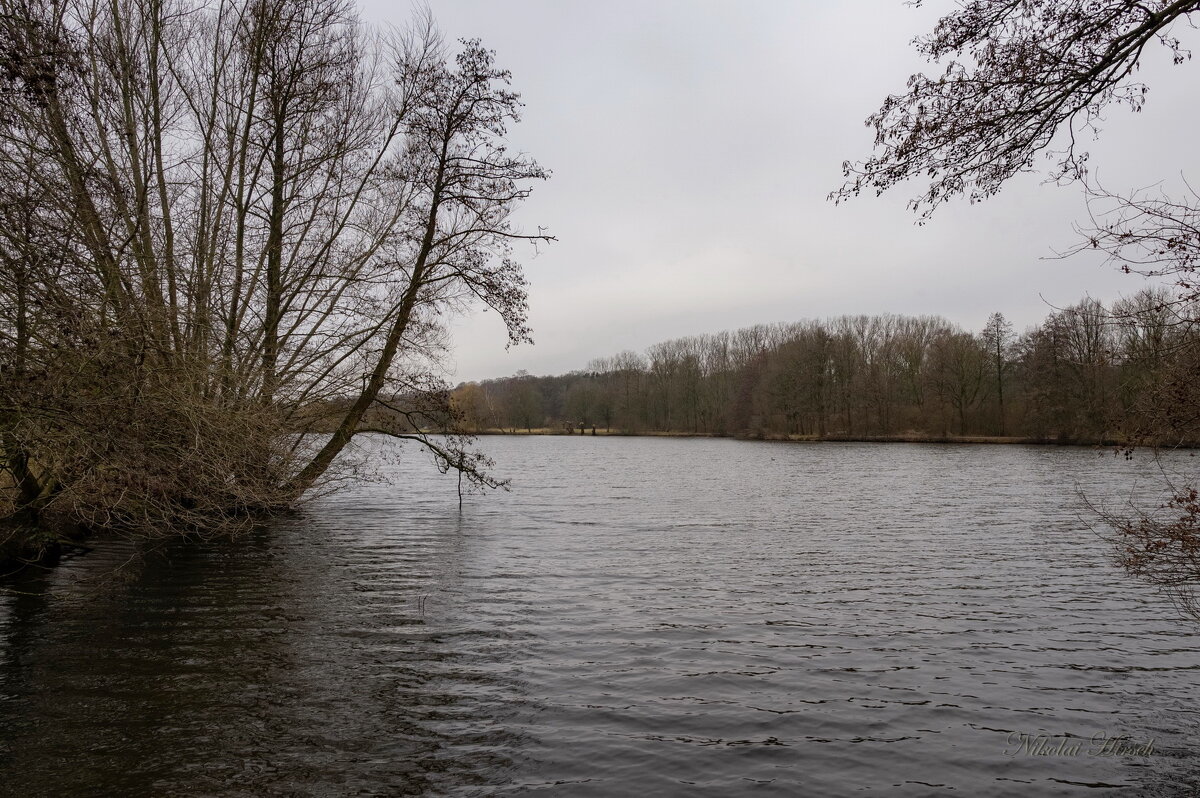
287, 147, 449, 496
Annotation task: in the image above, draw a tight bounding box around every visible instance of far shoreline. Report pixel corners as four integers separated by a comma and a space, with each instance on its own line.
462, 428, 1140, 448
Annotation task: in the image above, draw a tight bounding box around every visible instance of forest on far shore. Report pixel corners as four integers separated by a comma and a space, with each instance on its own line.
450, 288, 1198, 445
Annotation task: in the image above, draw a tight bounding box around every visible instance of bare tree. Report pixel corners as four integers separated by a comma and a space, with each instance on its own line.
0, 0, 549, 540
929, 330, 988, 436
982, 312, 1014, 435
832, 0, 1199, 217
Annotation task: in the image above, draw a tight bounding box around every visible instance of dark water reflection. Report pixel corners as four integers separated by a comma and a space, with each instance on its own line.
2, 438, 1200, 796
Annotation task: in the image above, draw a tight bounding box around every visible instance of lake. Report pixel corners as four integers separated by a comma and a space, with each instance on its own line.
1, 437, 1198, 796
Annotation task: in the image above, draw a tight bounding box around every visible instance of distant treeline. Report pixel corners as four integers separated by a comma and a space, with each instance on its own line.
451, 288, 1198, 444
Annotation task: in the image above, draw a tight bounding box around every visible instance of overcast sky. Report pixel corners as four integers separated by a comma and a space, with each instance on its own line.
358, 0, 1199, 382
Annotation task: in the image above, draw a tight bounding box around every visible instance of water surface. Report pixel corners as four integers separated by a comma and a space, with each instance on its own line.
2, 438, 1198, 795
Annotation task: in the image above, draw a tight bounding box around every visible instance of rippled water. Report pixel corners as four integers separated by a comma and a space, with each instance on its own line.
2, 437, 1199, 796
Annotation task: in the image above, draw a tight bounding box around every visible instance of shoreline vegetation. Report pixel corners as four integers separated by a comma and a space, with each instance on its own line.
449, 302, 1199, 455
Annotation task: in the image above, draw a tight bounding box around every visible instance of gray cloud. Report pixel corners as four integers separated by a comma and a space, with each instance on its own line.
358, 0, 1200, 381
